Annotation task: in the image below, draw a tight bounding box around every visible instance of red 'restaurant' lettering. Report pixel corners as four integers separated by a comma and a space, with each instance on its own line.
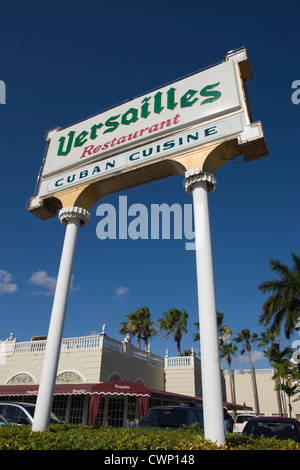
80, 115, 181, 159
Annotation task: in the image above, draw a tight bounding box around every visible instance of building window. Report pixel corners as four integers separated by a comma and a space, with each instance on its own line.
107, 372, 122, 381
7, 373, 35, 384
94, 397, 105, 426
69, 395, 85, 424
52, 395, 69, 422
56, 371, 84, 383
106, 397, 124, 427
127, 396, 137, 427
135, 378, 145, 386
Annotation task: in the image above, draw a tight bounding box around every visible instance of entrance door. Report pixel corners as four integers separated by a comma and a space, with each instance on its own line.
106, 397, 124, 427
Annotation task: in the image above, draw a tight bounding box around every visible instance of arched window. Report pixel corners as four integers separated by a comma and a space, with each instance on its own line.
134, 377, 146, 386
7, 373, 36, 384
107, 372, 123, 381
56, 371, 84, 383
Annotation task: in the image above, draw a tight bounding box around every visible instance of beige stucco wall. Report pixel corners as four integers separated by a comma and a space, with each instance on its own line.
223, 370, 300, 419
164, 367, 196, 396
0, 344, 103, 385
99, 347, 164, 390
164, 356, 201, 397
57, 349, 103, 383
1, 350, 44, 384
0, 336, 164, 390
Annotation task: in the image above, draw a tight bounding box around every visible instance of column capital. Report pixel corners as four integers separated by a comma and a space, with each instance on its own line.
58, 206, 90, 227
183, 169, 217, 194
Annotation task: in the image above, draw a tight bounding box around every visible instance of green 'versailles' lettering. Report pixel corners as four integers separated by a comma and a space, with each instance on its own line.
154, 92, 164, 114
121, 108, 138, 126
90, 123, 103, 140
167, 88, 178, 110
57, 131, 75, 156
141, 97, 151, 118
103, 115, 120, 134
181, 89, 199, 108
200, 82, 221, 105
74, 130, 89, 147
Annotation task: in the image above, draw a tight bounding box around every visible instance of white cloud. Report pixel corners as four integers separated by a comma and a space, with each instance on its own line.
251, 350, 266, 363
113, 286, 130, 299
29, 270, 79, 296
29, 270, 57, 296
0, 270, 18, 295
236, 350, 266, 366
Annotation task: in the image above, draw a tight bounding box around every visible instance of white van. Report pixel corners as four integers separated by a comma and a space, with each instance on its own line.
233, 413, 258, 433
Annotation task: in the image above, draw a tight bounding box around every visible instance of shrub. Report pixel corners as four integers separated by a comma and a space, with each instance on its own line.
0, 425, 300, 450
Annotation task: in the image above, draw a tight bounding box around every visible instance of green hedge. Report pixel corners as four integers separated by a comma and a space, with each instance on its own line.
0, 424, 300, 450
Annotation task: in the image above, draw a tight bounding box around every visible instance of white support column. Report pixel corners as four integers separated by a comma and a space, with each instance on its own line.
184, 169, 225, 446
32, 206, 90, 432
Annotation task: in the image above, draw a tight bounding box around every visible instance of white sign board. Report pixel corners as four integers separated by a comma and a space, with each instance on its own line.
38, 113, 244, 198
41, 60, 244, 179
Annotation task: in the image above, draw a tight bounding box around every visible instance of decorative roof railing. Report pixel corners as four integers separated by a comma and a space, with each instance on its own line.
3, 333, 164, 367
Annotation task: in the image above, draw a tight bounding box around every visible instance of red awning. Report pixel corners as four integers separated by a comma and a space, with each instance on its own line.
0, 381, 151, 398
89, 381, 151, 397
0, 382, 251, 410
223, 401, 252, 411
149, 390, 251, 411
0, 384, 39, 397
150, 389, 203, 405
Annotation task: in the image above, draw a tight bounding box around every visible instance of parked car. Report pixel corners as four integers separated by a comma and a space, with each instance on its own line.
243, 416, 300, 442
0, 402, 63, 425
233, 414, 258, 434
0, 414, 9, 426
138, 406, 204, 429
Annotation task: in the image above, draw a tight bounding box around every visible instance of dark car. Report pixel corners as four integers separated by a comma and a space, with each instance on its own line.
0, 414, 9, 426
0, 402, 63, 425
243, 416, 300, 442
138, 406, 204, 429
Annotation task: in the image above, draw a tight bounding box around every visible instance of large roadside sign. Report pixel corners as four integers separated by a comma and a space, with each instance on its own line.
28, 48, 268, 219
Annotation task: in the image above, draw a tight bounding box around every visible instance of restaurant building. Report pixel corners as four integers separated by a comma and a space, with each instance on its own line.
0, 328, 205, 426
1, 328, 297, 425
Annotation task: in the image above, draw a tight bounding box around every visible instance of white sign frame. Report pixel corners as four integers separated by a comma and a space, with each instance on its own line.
41, 59, 245, 179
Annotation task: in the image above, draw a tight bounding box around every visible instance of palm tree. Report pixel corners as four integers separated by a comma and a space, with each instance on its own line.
258, 253, 300, 339
257, 328, 279, 350
217, 312, 231, 345
219, 341, 238, 410
119, 306, 156, 350
258, 329, 283, 416
158, 308, 188, 356
272, 360, 300, 417
193, 311, 230, 345
234, 329, 260, 414
279, 380, 299, 418
260, 341, 295, 416
192, 322, 200, 344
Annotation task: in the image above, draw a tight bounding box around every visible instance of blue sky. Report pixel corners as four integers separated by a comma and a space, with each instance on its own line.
0, 0, 299, 370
